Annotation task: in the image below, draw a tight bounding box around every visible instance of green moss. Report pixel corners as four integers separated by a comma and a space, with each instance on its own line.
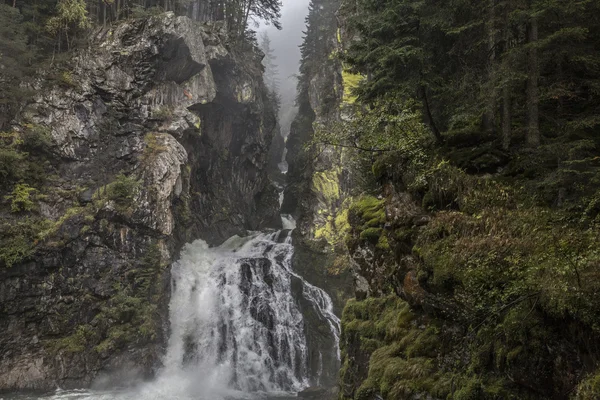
575, 371, 600, 399
349, 196, 385, 229
342, 69, 362, 104
376, 234, 390, 250
340, 296, 456, 400
360, 228, 382, 243
313, 169, 341, 203
315, 201, 352, 246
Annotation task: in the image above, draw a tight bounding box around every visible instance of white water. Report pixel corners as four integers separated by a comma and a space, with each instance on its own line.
10, 229, 340, 400
8, 122, 338, 400
166, 231, 311, 393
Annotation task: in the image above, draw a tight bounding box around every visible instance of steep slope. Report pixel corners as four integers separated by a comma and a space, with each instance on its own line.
287, 1, 600, 399
0, 13, 280, 390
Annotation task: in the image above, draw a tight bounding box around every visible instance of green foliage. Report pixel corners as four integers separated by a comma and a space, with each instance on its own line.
108, 174, 139, 203
334, 0, 600, 398
5, 183, 38, 213
141, 133, 168, 163
0, 218, 51, 268
93, 290, 157, 353
48, 324, 97, 354
21, 124, 53, 151
93, 173, 140, 211
312, 169, 341, 203
93, 242, 165, 353
574, 371, 600, 400
0, 147, 26, 184
45, 0, 90, 38
129, 4, 164, 19
313, 96, 431, 153
339, 0, 600, 145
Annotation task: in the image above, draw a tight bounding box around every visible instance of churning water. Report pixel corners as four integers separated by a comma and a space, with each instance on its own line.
6, 229, 340, 400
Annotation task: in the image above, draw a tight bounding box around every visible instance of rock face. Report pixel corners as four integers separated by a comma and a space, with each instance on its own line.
280, 0, 356, 389
0, 13, 280, 390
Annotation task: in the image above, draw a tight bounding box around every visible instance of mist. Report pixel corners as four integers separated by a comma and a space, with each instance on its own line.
259, 0, 311, 137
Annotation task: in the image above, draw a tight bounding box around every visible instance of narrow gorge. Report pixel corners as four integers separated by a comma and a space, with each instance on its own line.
2, 0, 600, 399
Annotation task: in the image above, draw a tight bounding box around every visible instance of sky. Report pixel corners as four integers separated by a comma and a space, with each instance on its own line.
259, 0, 312, 136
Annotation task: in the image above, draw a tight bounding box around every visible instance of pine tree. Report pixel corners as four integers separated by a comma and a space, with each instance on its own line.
260, 32, 279, 93
339, 0, 600, 146
0, 4, 35, 128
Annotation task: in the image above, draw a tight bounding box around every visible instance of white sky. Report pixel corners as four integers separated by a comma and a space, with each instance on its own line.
259, 0, 311, 127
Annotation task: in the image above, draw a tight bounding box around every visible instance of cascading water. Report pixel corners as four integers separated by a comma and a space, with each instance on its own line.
10, 227, 340, 400
164, 229, 339, 395
9, 98, 339, 400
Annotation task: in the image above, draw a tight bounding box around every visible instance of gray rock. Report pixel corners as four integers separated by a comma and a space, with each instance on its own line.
0, 12, 281, 391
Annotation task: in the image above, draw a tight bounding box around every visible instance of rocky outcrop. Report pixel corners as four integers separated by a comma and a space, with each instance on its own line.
280, 0, 357, 389
0, 13, 280, 390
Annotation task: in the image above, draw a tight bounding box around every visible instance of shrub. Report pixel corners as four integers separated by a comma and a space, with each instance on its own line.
0, 147, 26, 184
21, 124, 52, 151
0, 218, 51, 268
153, 106, 174, 120
141, 133, 168, 163
5, 183, 38, 213
106, 173, 140, 205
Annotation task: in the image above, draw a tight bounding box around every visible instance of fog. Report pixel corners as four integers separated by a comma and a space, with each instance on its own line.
259, 0, 311, 136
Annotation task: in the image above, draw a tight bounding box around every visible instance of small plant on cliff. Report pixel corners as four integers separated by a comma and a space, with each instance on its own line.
141, 133, 168, 163
108, 174, 139, 204
0, 132, 26, 186
5, 183, 38, 213
153, 106, 174, 121
21, 124, 53, 151
0, 218, 51, 268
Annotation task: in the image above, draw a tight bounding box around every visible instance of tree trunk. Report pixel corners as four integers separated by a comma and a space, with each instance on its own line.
483, 0, 497, 134
502, 83, 511, 150
526, 14, 540, 147
12, 0, 16, 8
242, 0, 253, 36
502, 11, 511, 151
419, 84, 442, 143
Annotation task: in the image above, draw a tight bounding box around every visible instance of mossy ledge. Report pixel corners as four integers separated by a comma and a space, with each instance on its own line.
339, 140, 600, 399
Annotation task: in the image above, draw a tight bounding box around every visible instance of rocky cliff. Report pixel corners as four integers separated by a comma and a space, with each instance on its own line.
0, 13, 280, 390
280, 0, 357, 389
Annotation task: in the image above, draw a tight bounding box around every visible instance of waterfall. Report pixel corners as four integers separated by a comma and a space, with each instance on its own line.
164, 230, 339, 394
14, 121, 339, 400
17, 229, 340, 400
